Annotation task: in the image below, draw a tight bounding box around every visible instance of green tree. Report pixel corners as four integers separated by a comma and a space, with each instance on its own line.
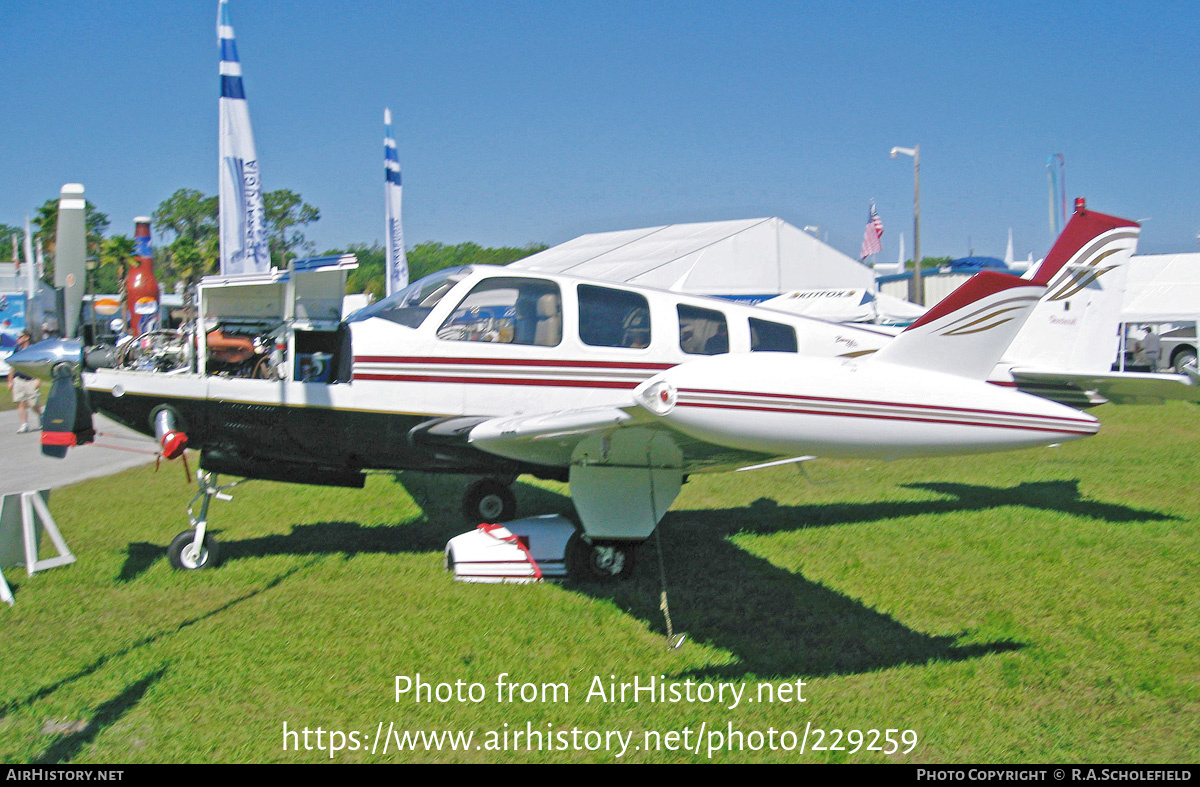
0, 223, 20, 265
407, 241, 548, 280
152, 188, 220, 289
339, 243, 386, 299
152, 189, 218, 245
911, 255, 951, 271
264, 189, 319, 265
333, 240, 548, 300
94, 235, 134, 294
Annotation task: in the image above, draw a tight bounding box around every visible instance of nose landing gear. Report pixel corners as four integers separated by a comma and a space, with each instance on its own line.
462, 477, 517, 523
167, 471, 245, 570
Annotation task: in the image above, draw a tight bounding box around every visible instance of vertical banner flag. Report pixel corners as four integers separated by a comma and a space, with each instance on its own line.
861, 201, 884, 259
1046, 154, 1066, 237
384, 108, 409, 295
218, 0, 269, 275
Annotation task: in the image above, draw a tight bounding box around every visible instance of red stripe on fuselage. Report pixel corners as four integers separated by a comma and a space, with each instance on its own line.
354, 355, 674, 371
677, 401, 1097, 436
354, 373, 639, 389
677, 388, 1095, 426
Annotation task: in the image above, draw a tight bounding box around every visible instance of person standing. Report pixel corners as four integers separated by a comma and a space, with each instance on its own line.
6, 331, 43, 433
1140, 326, 1162, 371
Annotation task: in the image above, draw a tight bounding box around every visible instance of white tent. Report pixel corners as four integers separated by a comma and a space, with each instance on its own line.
1122, 253, 1200, 323
508, 217, 875, 300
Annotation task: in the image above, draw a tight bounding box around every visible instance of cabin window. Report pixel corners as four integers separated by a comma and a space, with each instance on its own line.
578, 285, 651, 348
749, 318, 798, 352
437, 277, 562, 346
678, 304, 728, 355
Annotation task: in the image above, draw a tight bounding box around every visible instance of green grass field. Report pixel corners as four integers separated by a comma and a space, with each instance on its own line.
2, 402, 1197, 764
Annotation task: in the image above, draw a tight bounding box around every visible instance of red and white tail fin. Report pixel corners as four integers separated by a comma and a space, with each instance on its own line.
871, 200, 1140, 381
871, 271, 1045, 379
1024, 200, 1140, 287
1005, 201, 1140, 372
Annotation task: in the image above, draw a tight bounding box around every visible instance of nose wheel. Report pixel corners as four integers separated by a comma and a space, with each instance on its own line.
168, 530, 220, 570
566, 533, 637, 581
462, 478, 517, 523
167, 471, 243, 570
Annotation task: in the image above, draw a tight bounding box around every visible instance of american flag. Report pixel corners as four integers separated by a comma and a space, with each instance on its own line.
861, 201, 884, 259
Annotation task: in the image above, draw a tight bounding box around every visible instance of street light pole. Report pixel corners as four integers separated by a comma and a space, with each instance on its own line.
890, 145, 922, 305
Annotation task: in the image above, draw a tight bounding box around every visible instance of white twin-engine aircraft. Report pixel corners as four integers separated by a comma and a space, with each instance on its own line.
9, 203, 1165, 578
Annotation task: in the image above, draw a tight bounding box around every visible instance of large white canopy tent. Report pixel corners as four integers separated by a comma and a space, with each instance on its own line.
508, 217, 875, 301
1122, 253, 1200, 323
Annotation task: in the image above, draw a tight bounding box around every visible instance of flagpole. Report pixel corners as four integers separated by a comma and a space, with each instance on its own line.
890, 145, 922, 305
23, 217, 36, 301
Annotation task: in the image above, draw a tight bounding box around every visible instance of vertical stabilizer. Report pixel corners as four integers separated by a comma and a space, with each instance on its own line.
1028, 202, 1139, 287
1004, 202, 1140, 372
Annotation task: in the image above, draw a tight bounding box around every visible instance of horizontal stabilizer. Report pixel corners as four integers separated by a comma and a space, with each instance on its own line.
1011, 368, 1200, 405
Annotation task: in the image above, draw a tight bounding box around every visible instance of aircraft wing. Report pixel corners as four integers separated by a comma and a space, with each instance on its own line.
467, 400, 782, 541
467, 404, 779, 472
1010, 367, 1200, 405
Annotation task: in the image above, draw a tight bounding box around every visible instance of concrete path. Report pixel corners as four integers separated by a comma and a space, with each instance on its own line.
0, 408, 159, 496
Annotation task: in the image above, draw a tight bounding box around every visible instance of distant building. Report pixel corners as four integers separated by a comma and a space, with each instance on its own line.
876, 256, 1013, 306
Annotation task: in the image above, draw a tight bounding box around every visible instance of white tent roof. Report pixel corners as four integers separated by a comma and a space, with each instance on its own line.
1123, 253, 1200, 323
508, 217, 875, 297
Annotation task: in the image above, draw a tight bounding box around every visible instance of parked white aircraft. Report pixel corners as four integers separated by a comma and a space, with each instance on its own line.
9, 204, 1164, 579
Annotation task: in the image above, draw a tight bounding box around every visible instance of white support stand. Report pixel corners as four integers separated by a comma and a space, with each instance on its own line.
0, 491, 76, 605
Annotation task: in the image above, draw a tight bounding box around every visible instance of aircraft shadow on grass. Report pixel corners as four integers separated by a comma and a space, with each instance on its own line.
115, 475, 1172, 680
32, 666, 166, 765
3, 561, 316, 724
602, 479, 1174, 680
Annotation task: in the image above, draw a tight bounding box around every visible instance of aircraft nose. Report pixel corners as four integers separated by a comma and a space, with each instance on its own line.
5, 338, 83, 382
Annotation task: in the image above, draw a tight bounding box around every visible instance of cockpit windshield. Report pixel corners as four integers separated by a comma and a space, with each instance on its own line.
346, 267, 472, 328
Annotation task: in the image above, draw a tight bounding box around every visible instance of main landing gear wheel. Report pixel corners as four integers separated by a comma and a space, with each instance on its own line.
168, 530, 220, 570
462, 478, 517, 523
566, 533, 637, 582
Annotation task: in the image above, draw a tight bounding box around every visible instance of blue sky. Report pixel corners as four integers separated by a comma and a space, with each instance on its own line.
2, 1, 1197, 261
